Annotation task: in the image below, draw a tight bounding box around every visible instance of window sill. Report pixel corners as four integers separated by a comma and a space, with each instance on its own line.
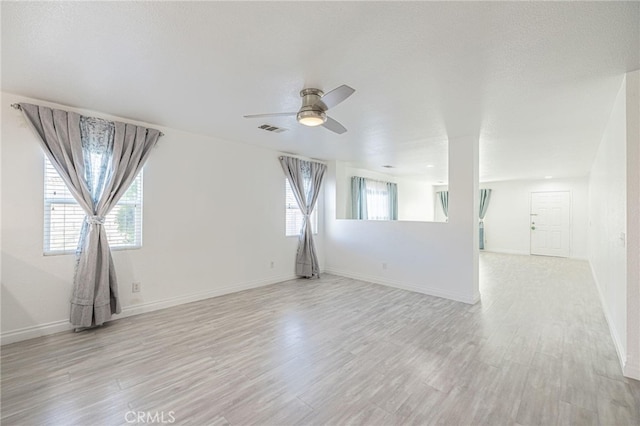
43, 245, 142, 256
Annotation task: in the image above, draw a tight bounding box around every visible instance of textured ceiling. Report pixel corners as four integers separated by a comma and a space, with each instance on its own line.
2, 2, 638, 182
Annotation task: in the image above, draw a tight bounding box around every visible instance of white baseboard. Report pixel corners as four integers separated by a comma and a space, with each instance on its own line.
0, 320, 74, 346
0, 274, 297, 346
588, 260, 630, 377
119, 274, 296, 318
483, 249, 587, 261
483, 248, 530, 256
624, 357, 640, 380
324, 268, 480, 304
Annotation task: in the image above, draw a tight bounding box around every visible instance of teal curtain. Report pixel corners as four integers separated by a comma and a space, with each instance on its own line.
351, 176, 368, 219
436, 189, 492, 248
388, 182, 398, 220
352, 177, 398, 220
437, 191, 449, 220
479, 189, 492, 250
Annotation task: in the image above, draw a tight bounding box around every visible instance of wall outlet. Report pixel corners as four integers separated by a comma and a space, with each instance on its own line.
132, 282, 141, 293
382, 262, 388, 270
270, 261, 275, 269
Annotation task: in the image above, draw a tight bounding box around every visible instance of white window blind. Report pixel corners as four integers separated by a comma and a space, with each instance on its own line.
285, 178, 318, 236
44, 157, 143, 254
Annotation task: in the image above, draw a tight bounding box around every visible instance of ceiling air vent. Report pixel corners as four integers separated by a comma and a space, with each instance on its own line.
259, 124, 287, 133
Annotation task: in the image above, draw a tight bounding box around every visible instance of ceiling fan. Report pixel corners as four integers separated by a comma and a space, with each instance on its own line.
244, 84, 355, 134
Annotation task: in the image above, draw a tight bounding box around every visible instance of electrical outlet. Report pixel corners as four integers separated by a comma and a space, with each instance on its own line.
270, 261, 275, 269
132, 282, 141, 293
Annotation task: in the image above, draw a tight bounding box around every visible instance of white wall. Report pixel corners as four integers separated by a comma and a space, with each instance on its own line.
434, 178, 589, 259
398, 179, 435, 222
339, 166, 436, 221
1, 92, 323, 344
324, 136, 479, 303
481, 178, 589, 259
588, 72, 639, 379
625, 70, 640, 380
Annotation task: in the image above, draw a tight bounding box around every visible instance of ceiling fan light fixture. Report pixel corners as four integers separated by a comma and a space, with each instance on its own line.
245, 85, 353, 134
297, 110, 327, 127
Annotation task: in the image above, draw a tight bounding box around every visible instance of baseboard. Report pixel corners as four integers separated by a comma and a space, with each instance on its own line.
1, 274, 297, 346
588, 260, 629, 377
623, 357, 640, 380
0, 320, 74, 346
484, 249, 587, 261
324, 268, 480, 304
120, 274, 296, 318
483, 249, 530, 256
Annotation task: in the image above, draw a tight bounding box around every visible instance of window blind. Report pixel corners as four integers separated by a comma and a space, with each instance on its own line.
285, 178, 318, 236
43, 158, 143, 254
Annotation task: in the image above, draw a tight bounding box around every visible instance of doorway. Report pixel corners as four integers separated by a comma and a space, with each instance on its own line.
530, 191, 571, 257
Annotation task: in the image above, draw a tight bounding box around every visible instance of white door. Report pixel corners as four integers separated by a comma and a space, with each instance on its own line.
530, 191, 571, 257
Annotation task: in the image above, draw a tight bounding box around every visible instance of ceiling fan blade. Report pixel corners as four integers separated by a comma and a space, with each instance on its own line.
243, 112, 297, 119
322, 116, 347, 134
315, 85, 355, 110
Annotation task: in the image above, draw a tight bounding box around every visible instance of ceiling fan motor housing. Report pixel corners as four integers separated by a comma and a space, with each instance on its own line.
297, 88, 327, 126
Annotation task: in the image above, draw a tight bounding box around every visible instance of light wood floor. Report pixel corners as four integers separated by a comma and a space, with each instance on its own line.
2, 253, 639, 425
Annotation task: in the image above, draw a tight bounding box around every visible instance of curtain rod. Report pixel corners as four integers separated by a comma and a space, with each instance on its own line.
10, 103, 165, 136
352, 175, 398, 185
279, 155, 327, 165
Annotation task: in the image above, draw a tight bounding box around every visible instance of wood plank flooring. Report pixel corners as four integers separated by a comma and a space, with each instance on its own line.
2, 253, 639, 425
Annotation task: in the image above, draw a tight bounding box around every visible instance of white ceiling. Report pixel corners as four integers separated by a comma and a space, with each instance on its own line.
2, 2, 638, 182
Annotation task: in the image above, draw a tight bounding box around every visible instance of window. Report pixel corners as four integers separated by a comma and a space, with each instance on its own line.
285, 178, 318, 236
44, 157, 143, 254
365, 179, 392, 220
352, 176, 398, 221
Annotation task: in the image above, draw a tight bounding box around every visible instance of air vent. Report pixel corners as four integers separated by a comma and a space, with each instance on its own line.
259, 124, 288, 133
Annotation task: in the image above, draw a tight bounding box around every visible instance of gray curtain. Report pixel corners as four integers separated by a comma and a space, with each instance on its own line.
438, 191, 449, 220
351, 176, 368, 219
387, 182, 398, 220
279, 156, 326, 278
479, 188, 492, 250
20, 103, 161, 328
